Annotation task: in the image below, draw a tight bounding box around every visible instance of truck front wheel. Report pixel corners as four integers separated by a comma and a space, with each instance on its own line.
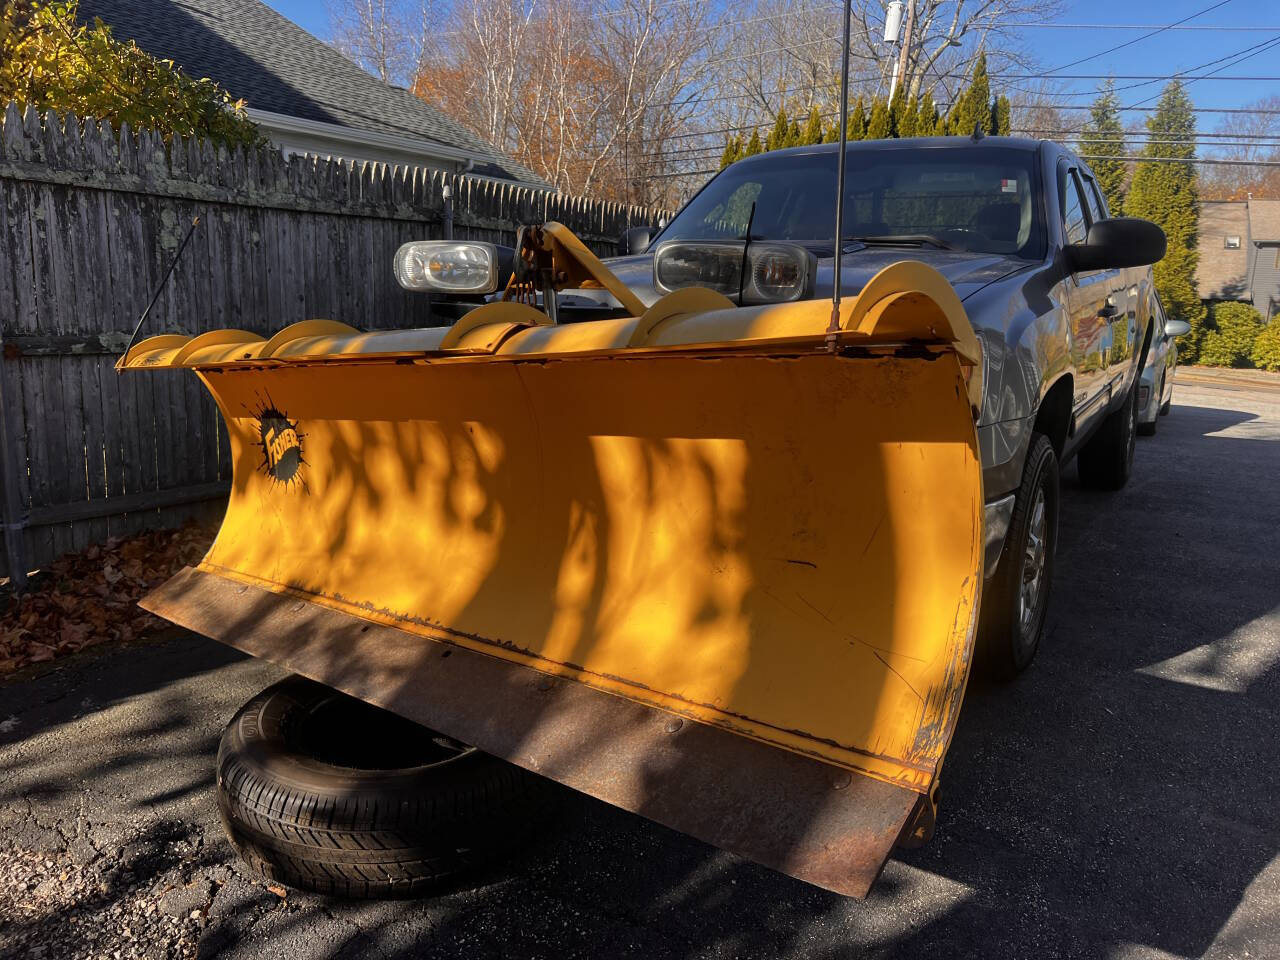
977, 434, 1060, 680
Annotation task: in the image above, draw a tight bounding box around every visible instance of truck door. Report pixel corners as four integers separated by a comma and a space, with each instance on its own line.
1059, 162, 1112, 436
1081, 171, 1134, 382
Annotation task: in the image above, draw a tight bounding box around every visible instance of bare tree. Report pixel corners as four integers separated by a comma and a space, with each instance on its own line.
333, 0, 1069, 203
1199, 95, 1280, 200
711, 0, 1057, 136
327, 0, 442, 85
411, 0, 716, 204
586, 0, 717, 205
1006, 81, 1074, 141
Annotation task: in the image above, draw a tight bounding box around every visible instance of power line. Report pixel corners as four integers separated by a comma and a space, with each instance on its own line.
702, 34, 842, 67
992, 74, 1280, 82
659, 103, 1280, 145
1079, 154, 1280, 167
627, 151, 1280, 183
1018, 129, 1280, 140
1009, 22, 1280, 31
637, 133, 1280, 164
1042, 0, 1235, 75
1127, 35, 1280, 109
1004, 32, 1280, 100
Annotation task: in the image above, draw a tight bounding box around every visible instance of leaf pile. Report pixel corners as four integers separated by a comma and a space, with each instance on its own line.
0, 523, 215, 676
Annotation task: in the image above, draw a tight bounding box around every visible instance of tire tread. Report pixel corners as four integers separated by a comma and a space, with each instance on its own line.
216, 677, 555, 899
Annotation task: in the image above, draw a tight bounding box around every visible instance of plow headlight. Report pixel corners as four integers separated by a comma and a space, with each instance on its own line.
393, 241, 500, 294
653, 241, 815, 304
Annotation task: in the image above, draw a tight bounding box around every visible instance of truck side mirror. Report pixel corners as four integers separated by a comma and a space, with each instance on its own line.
619, 226, 655, 257
1164, 319, 1191, 338
1065, 217, 1167, 272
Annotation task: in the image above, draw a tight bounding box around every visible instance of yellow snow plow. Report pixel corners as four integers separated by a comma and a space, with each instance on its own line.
121, 223, 984, 898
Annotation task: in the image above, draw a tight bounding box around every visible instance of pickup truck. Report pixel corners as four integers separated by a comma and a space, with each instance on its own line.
123, 134, 1169, 900
562, 135, 1168, 676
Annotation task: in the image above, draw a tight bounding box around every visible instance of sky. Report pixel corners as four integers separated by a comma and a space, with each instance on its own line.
264, 0, 1280, 150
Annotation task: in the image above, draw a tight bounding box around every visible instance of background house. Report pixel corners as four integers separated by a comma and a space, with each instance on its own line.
1196, 199, 1280, 321
78, 0, 546, 186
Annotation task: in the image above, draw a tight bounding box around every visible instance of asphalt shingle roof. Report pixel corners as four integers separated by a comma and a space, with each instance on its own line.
1250, 200, 1280, 243
78, 0, 545, 184
1196, 201, 1251, 301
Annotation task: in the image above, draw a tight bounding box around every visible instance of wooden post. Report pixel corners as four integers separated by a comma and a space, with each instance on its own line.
0, 357, 28, 589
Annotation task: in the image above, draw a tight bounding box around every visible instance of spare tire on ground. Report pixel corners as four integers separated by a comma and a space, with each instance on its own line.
216, 675, 557, 898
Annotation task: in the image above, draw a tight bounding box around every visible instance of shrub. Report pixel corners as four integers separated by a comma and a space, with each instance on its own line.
0, 1, 264, 151
1251, 320, 1280, 372
1197, 301, 1264, 367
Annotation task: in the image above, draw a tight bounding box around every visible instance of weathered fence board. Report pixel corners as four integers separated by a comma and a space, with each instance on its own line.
0, 104, 668, 583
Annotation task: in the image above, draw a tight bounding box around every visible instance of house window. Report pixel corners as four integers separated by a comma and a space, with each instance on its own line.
1224, 236, 1241, 249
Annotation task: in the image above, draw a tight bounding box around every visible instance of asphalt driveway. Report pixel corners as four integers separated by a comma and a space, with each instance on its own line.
2, 368, 1278, 960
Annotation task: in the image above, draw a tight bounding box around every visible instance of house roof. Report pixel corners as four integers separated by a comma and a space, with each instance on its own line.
78, 0, 545, 185
1251, 199, 1280, 243
1197, 202, 1251, 301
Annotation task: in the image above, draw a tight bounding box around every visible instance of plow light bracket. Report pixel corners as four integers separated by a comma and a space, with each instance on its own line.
653, 240, 816, 305
394, 241, 501, 294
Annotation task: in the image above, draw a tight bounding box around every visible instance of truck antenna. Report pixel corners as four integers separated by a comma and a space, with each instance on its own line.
825, 0, 854, 352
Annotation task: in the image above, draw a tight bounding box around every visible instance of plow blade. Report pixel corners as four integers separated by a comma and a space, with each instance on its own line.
125, 268, 983, 897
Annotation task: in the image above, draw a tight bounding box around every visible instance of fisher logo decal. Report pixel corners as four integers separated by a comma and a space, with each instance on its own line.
253, 400, 306, 489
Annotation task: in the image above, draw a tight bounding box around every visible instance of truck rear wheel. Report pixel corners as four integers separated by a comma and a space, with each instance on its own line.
216, 676, 555, 899
1077, 382, 1138, 489
977, 434, 1059, 680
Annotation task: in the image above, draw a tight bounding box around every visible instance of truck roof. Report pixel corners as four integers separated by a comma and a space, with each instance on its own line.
743, 135, 1049, 162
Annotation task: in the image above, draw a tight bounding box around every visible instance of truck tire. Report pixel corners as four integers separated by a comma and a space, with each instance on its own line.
1077, 381, 1138, 490
216, 676, 554, 899
1138, 374, 1163, 436
976, 434, 1059, 680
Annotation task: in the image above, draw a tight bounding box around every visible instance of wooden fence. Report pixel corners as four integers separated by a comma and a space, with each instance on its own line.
0, 103, 666, 585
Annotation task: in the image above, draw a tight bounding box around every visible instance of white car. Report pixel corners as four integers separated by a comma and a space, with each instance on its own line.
1139, 293, 1191, 435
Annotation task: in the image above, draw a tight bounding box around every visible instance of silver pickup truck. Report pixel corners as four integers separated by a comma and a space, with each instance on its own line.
561, 135, 1168, 677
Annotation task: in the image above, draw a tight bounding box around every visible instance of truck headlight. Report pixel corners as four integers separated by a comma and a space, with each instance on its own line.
393, 241, 500, 294
653, 241, 815, 304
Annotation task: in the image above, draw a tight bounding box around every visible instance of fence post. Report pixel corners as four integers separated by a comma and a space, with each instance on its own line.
442, 182, 453, 240
0, 361, 28, 590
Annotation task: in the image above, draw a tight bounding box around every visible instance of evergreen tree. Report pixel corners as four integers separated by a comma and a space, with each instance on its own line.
1079, 80, 1127, 215
933, 96, 950, 135
918, 89, 940, 135
972, 52, 993, 134
994, 95, 1011, 136
785, 118, 802, 148
899, 95, 919, 138
719, 134, 742, 169
765, 108, 789, 151
887, 87, 906, 138
848, 96, 867, 140
800, 106, 824, 145
949, 52, 991, 135
1124, 81, 1207, 362
743, 128, 763, 156
866, 96, 891, 139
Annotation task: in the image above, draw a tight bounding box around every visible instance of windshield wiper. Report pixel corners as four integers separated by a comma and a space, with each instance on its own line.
844, 234, 955, 250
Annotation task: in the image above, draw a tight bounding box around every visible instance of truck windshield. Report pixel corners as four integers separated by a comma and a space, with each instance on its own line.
657, 146, 1046, 259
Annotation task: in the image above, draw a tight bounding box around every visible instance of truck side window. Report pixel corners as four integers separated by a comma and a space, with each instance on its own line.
1086, 177, 1109, 219
1059, 167, 1088, 246
1081, 174, 1104, 224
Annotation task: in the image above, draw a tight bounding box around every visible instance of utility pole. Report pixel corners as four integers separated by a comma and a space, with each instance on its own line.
896, 0, 916, 100
883, 2, 905, 99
